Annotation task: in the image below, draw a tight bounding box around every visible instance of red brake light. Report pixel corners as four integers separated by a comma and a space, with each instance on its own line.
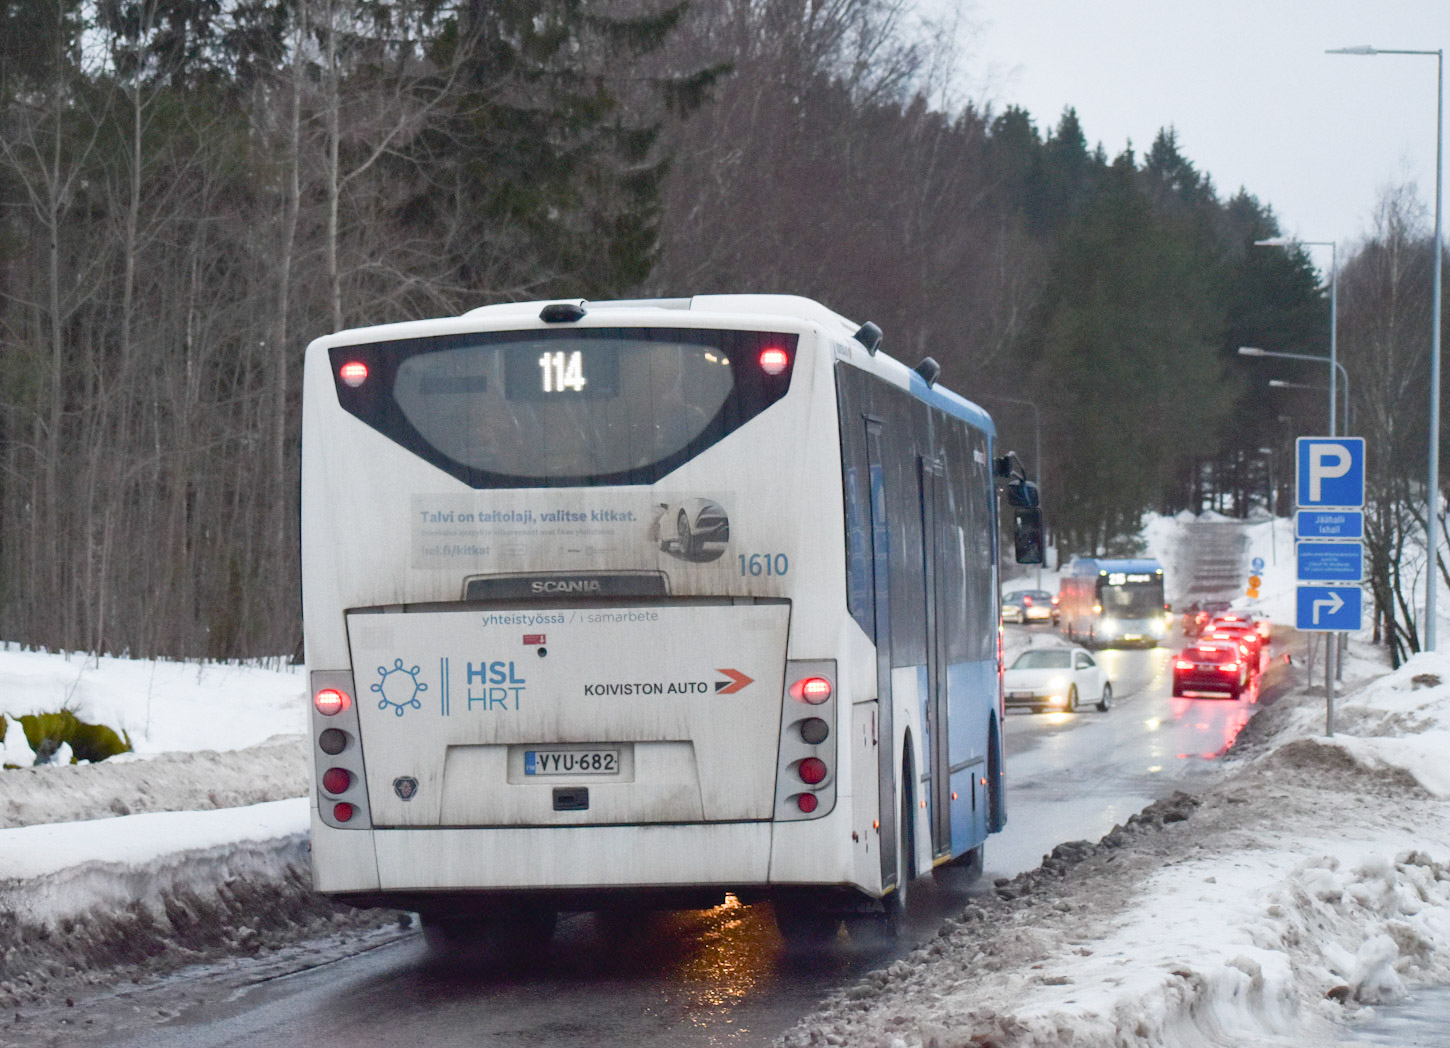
1022, 596, 1033, 605
333, 802, 355, 822
798, 757, 828, 785
790, 677, 832, 704
796, 793, 819, 814
314, 688, 351, 716
339, 361, 368, 388
1220, 663, 1240, 673
1051, 595, 1059, 605
322, 767, 351, 795
1175, 659, 1195, 670
759, 348, 789, 375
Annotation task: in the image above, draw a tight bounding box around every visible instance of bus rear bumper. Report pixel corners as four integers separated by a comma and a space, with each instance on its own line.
312, 818, 785, 898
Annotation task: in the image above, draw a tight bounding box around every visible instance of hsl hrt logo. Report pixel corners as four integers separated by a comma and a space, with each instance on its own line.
373, 658, 428, 716
467, 661, 526, 711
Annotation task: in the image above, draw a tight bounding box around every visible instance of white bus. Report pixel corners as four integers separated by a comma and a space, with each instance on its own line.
301, 295, 1037, 946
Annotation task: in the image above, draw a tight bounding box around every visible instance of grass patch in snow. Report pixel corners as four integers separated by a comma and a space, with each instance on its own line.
1, 712, 131, 768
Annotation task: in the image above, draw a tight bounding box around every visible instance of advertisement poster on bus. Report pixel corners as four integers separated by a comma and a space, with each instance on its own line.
410, 491, 755, 576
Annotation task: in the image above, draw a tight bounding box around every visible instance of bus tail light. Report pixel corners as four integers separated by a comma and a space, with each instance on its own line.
774, 660, 836, 821
759, 347, 789, 375
314, 688, 351, 716
339, 361, 369, 388
798, 757, 827, 785
790, 676, 832, 704
311, 670, 372, 830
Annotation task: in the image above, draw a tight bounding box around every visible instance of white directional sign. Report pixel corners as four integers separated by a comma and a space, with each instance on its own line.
1296, 510, 1364, 539
1296, 542, 1364, 583
1296, 585, 1363, 632
1296, 437, 1365, 508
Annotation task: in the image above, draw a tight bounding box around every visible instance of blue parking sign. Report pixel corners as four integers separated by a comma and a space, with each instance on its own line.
1296, 437, 1365, 508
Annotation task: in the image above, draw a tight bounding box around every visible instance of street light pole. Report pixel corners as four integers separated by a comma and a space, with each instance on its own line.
1265, 375, 1351, 432
1254, 239, 1338, 435
1329, 45, 1443, 650
1239, 346, 1350, 434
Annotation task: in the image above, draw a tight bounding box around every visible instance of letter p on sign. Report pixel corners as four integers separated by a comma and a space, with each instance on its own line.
1296, 437, 1365, 509
1309, 445, 1351, 502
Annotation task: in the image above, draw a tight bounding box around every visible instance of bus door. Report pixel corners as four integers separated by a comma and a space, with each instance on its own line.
865, 419, 897, 892
918, 457, 951, 857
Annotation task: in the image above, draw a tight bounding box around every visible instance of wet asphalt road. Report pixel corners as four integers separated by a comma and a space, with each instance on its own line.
72, 628, 1298, 1048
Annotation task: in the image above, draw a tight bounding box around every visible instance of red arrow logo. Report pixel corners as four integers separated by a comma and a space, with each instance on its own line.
715, 668, 754, 694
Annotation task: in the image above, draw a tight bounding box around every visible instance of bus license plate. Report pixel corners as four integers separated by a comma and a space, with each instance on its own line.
525, 749, 620, 776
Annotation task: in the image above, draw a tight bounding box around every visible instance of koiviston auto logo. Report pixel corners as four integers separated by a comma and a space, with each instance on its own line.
582, 668, 755, 697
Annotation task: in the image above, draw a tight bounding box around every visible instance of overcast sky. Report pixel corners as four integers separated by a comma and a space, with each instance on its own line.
951, 1, 1447, 260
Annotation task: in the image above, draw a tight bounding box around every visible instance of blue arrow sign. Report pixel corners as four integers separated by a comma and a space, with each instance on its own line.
1251, 556, 1265, 573
1296, 437, 1365, 508
1297, 541, 1364, 582
1296, 510, 1364, 539
1296, 585, 1363, 632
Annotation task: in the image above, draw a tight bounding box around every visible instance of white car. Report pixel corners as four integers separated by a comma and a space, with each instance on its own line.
1003, 647, 1112, 713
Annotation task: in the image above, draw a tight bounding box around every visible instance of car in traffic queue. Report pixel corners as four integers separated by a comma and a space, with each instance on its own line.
1217, 608, 1272, 644
1002, 592, 1027, 624
1003, 646, 1112, 713
1172, 640, 1251, 700
1013, 589, 1056, 624
1202, 620, 1265, 674
1182, 599, 1232, 637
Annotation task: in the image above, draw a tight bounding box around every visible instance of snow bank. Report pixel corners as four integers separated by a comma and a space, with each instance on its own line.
0, 798, 308, 919
781, 645, 1450, 1047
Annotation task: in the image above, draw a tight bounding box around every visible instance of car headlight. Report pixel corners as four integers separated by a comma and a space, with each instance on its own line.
1048, 675, 1067, 689
1151, 621, 1166, 635
1100, 619, 1120, 635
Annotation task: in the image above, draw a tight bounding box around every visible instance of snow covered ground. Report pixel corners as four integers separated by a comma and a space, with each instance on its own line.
784, 643, 1450, 1047
3, 511, 1449, 1047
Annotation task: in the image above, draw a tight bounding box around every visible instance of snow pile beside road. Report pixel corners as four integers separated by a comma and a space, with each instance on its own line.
781, 652, 1450, 1048
0, 648, 337, 1000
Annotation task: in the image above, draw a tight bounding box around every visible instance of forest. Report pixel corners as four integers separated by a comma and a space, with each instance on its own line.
0, 0, 1445, 662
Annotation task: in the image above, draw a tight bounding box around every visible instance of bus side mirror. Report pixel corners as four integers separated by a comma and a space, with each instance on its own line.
1006, 479, 1039, 509
1014, 508, 1044, 564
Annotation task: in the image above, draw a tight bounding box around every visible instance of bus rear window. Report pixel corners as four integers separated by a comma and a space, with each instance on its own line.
329, 328, 797, 487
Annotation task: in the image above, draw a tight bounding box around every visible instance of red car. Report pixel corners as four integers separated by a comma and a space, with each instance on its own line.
1173, 641, 1250, 700
1202, 621, 1264, 674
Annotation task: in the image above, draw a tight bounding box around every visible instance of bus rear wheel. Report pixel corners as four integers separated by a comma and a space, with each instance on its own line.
884, 755, 916, 932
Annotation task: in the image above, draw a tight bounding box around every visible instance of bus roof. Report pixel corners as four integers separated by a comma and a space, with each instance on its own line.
1066, 558, 1164, 576
315, 295, 997, 436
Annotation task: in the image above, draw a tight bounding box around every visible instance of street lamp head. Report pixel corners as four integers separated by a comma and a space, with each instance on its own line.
1327, 45, 1378, 56
1253, 237, 1293, 247
1238, 346, 1266, 356
1268, 380, 1290, 388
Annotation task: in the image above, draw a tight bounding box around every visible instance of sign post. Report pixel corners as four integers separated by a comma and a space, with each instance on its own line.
1295, 437, 1366, 737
